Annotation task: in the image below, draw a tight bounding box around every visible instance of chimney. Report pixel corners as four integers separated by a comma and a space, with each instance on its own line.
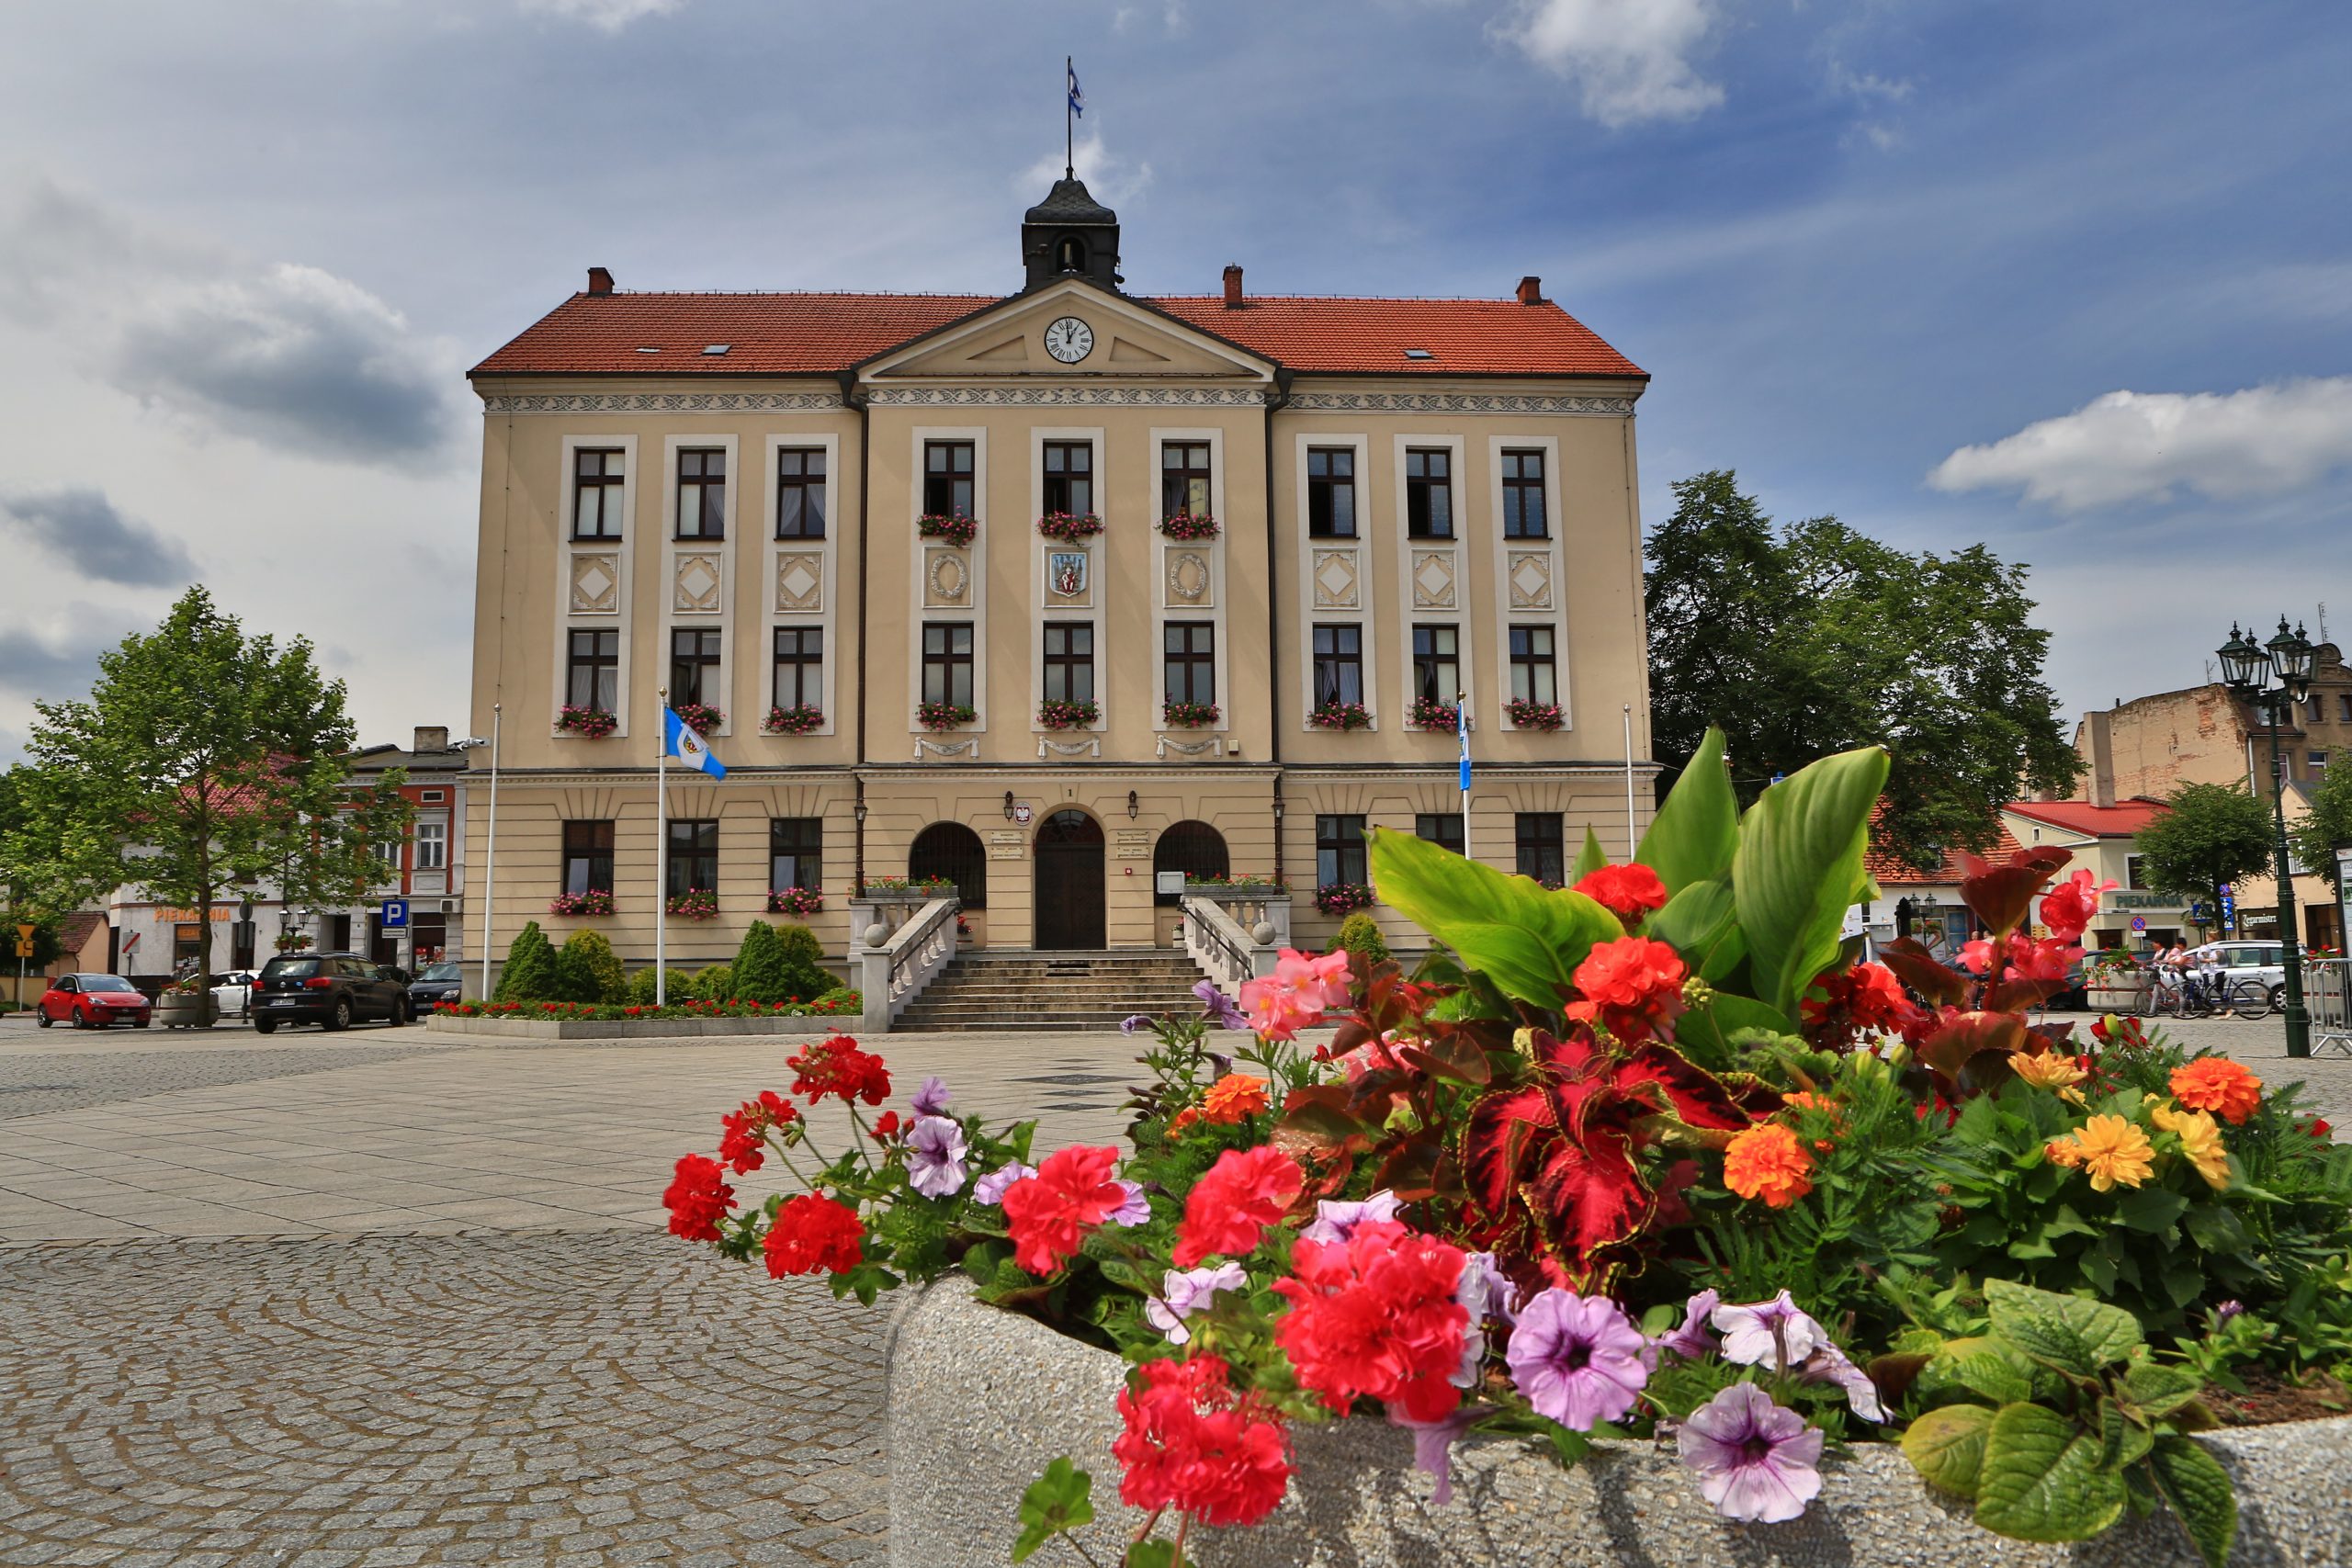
2082, 710, 2116, 808
413, 725, 450, 754
1517, 276, 1543, 305
1222, 265, 1244, 309
586, 266, 615, 297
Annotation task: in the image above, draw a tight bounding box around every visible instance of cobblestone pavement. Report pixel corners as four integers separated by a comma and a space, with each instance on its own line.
0, 1043, 443, 1121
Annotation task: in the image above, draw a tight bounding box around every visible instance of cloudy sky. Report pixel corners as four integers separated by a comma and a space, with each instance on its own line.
1, 0, 2346, 762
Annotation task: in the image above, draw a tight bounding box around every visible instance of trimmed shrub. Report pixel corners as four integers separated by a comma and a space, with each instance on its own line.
1328, 912, 1390, 968
624, 966, 697, 1007
776, 922, 831, 1002
494, 920, 558, 1002
732, 920, 791, 1003
692, 964, 736, 1002
554, 929, 627, 1004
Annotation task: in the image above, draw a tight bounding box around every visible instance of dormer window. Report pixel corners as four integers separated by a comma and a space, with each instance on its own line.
1057, 236, 1086, 273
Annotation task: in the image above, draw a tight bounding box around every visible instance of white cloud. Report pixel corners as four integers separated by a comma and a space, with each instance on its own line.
1497, 0, 1724, 128
1928, 378, 2352, 512
515, 0, 684, 30
1019, 132, 1154, 207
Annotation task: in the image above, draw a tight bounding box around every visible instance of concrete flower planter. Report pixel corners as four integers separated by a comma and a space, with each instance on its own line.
887, 1280, 2352, 1568
423, 1013, 847, 1039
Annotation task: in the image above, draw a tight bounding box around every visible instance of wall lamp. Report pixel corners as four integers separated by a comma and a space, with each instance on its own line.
1126, 790, 1140, 820
1003, 790, 1017, 820
854, 800, 868, 825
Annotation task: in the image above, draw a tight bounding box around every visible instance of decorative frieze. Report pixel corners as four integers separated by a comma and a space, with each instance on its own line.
1287, 390, 1636, 415
481, 391, 842, 413
865, 385, 1266, 408
775, 552, 824, 614
1311, 548, 1361, 611
570, 553, 620, 615
1507, 550, 1554, 611
673, 553, 723, 614
1410, 549, 1456, 610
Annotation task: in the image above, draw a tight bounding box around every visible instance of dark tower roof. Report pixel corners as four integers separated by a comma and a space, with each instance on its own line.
1023, 176, 1118, 227
1021, 175, 1122, 290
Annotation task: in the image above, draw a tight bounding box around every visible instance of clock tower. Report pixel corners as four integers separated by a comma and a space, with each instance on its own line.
1020, 174, 1122, 292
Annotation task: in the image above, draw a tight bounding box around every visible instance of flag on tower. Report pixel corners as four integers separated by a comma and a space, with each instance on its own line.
1068, 60, 1084, 118
664, 709, 727, 779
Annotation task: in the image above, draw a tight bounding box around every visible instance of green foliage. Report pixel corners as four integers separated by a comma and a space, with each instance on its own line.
775, 922, 831, 1001
1635, 725, 1738, 895
1011, 1457, 1093, 1562
1328, 911, 1390, 967
553, 929, 626, 1004
731, 920, 790, 1002
692, 964, 735, 1001
2136, 782, 2275, 921
1731, 741, 1888, 1018
1367, 828, 1621, 1008
2290, 756, 2352, 896
1644, 470, 2081, 870
494, 921, 557, 1002
625, 965, 696, 1006
1, 908, 64, 969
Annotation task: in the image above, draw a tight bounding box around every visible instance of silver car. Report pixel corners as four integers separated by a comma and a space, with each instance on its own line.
2188, 942, 2289, 1007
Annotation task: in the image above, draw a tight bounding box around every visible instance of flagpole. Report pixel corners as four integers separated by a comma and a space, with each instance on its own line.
1065, 55, 1074, 177
656, 686, 668, 1008
1623, 703, 1636, 855
1457, 689, 1470, 864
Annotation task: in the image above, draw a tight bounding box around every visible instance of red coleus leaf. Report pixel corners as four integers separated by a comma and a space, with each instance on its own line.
1957, 846, 2074, 940
1524, 1119, 1652, 1276
1879, 937, 1969, 1009
1461, 1084, 1553, 1218
1917, 1009, 2028, 1087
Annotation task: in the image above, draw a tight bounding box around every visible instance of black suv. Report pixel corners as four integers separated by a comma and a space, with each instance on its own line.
251, 952, 413, 1032
407, 960, 465, 1015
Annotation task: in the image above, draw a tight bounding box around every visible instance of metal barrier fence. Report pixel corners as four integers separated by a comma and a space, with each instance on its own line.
2310, 959, 2352, 1057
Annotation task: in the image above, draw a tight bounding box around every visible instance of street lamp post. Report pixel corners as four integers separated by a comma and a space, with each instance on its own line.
2217, 619, 2317, 1057
455, 705, 500, 1002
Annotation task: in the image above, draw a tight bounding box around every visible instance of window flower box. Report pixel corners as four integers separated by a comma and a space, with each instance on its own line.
1505, 698, 1565, 731
1306, 700, 1374, 732
1184, 875, 1288, 896
764, 704, 824, 736
1036, 700, 1099, 731
767, 886, 825, 918
858, 876, 955, 900
917, 513, 978, 547
917, 702, 978, 733
666, 887, 719, 920
555, 705, 618, 738
548, 889, 615, 917
1035, 512, 1103, 544
672, 702, 724, 737
1161, 700, 1219, 728
1159, 511, 1219, 541
1315, 882, 1376, 915
273, 931, 314, 953
1407, 695, 1459, 732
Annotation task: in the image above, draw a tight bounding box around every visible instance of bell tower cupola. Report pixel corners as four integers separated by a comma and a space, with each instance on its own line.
1021, 175, 1122, 291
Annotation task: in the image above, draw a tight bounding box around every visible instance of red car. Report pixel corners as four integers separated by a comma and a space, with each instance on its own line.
36, 973, 153, 1030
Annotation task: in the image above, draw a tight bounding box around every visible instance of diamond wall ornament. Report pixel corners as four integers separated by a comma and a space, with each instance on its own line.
775, 553, 823, 613
924, 548, 969, 607
1164, 547, 1211, 605
570, 553, 619, 614
673, 553, 722, 613
1411, 549, 1455, 609
1508, 550, 1553, 610
1312, 548, 1360, 609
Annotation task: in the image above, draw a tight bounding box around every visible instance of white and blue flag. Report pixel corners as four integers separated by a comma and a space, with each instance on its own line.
1068, 61, 1084, 118
1458, 699, 1472, 792
663, 708, 727, 779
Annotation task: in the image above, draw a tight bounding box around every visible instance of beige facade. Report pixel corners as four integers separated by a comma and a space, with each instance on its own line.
460, 185, 1656, 970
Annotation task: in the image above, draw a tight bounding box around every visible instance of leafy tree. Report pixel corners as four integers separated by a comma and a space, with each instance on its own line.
1645, 470, 2081, 869
2291, 761, 2352, 897
1328, 912, 1390, 967
732, 920, 789, 1002
692, 963, 735, 1001
2135, 783, 2275, 931
495, 920, 557, 1002
5, 588, 408, 983
625, 965, 694, 1007
554, 929, 626, 1003
775, 923, 831, 1001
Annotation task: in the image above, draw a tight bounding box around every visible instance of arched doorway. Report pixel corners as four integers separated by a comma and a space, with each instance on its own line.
1152, 820, 1229, 907
910, 823, 987, 907
1034, 809, 1105, 949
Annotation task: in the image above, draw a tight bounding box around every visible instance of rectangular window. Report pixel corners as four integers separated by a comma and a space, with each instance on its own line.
669, 627, 722, 707
1501, 448, 1548, 539
561, 820, 615, 895
1406, 448, 1453, 539
1415, 812, 1464, 855
2313, 750, 2330, 774
2309, 698, 2327, 726
1411, 624, 1460, 704
566, 629, 619, 713
1161, 441, 1211, 520
413, 821, 447, 871
1312, 624, 1363, 706
1164, 622, 1216, 706
572, 447, 626, 539
922, 622, 975, 707
2339, 695, 2352, 723
1515, 813, 1566, 885
1509, 626, 1557, 705
770, 818, 822, 893
775, 447, 827, 538
923, 440, 976, 517
1306, 446, 1357, 537
675, 447, 725, 538
1316, 814, 1368, 887
2125, 854, 2148, 892
1043, 622, 1096, 705
666, 818, 718, 899
1043, 441, 1094, 516
773, 626, 823, 710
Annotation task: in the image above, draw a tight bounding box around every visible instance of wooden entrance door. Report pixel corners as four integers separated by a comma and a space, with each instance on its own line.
1033, 809, 1105, 950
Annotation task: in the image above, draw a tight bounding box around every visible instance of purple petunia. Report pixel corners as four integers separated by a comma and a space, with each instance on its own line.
1299, 1189, 1402, 1246
970, 1160, 1035, 1206
1390, 1404, 1479, 1506
1143, 1261, 1248, 1344
1194, 978, 1250, 1032
1453, 1250, 1520, 1388
905, 1115, 968, 1199
1120, 1013, 1156, 1035
1801, 1341, 1888, 1424
910, 1076, 952, 1117
1504, 1289, 1650, 1431
1712, 1290, 1827, 1372
1106, 1179, 1150, 1227
1677, 1381, 1823, 1524
1653, 1289, 1721, 1361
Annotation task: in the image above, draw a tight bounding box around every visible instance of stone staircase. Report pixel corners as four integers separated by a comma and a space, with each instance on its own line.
891, 950, 1212, 1032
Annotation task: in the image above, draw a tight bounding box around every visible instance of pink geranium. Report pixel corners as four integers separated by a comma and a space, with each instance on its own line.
2038, 868, 2117, 943
1238, 947, 1353, 1041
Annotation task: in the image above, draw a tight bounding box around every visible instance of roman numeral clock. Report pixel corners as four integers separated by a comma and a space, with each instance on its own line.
1044, 316, 1094, 364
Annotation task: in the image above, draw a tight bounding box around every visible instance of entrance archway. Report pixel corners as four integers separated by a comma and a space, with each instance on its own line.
1033, 809, 1105, 949
1152, 820, 1228, 907
910, 822, 987, 907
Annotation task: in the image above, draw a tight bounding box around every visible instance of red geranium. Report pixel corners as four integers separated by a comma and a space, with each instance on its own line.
1572, 863, 1669, 924
1800, 962, 1925, 1048
1114, 1354, 1293, 1528
1173, 1146, 1305, 1268
718, 1090, 799, 1174
1001, 1145, 1129, 1274
871, 1110, 903, 1141
1272, 1218, 1470, 1423
1562, 935, 1687, 1042
763, 1192, 865, 1277
661, 1153, 735, 1242
787, 1034, 893, 1106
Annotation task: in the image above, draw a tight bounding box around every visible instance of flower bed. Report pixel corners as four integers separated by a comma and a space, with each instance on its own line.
435, 993, 859, 1021
1313, 882, 1375, 915
555, 705, 617, 738
1037, 699, 1099, 730
917, 702, 978, 732
548, 888, 615, 917
1186, 874, 1287, 895
1505, 697, 1565, 730
1306, 700, 1374, 731
1036, 512, 1103, 543
666, 887, 718, 920
660, 731, 2350, 1568
1162, 700, 1220, 728
1407, 695, 1459, 732
918, 513, 978, 547
764, 704, 824, 735
768, 886, 825, 917
672, 702, 723, 736
1160, 511, 1220, 541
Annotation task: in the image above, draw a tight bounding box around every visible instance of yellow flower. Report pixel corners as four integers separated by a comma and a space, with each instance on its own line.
2153, 1100, 2232, 1191
2045, 1136, 2086, 1168
2012, 1053, 2089, 1091
2069, 1113, 2155, 1193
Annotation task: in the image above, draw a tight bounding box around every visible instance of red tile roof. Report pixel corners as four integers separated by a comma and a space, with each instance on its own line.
2003, 799, 2171, 838
1866, 823, 2028, 887
469, 290, 1645, 379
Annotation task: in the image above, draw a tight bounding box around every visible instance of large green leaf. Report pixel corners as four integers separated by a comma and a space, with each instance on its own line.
1985, 1278, 2143, 1375
1572, 825, 1609, 881
1646, 876, 1746, 982
1974, 1403, 2128, 1541
1369, 829, 1623, 1007
1903, 1403, 1996, 1498
1732, 744, 1890, 1019
1671, 991, 1797, 1070
1637, 726, 1738, 894
2150, 1436, 2237, 1568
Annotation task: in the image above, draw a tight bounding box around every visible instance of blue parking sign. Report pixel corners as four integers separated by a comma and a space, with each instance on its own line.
380, 898, 409, 930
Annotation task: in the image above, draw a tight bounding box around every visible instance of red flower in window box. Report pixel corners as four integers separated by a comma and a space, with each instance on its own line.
1306, 700, 1374, 732
916, 702, 977, 732
555, 705, 617, 738
763, 704, 824, 735
667, 887, 719, 920
1162, 700, 1220, 728
1504, 698, 1564, 731
1037, 700, 1099, 730
1406, 696, 1458, 732
1035, 512, 1103, 543
548, 889, 615, 917
916, 513, 978, 547
672, 702, 723, 736
767, 886, 824, 917
1159, 511, 1219, 541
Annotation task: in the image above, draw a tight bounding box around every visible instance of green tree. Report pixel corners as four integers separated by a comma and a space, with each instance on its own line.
2135, 782, 2275, 931
495, 920, 558, 1002
1645, 470, 2081, 869
693, 963, 735, 1001
5, 588, 409, 984
2291, 761, 2352, 897
1328, 911, 1390, 967
732, 920, 789, 1002
554, 929, 626, 1003
775, 923, 831, 1001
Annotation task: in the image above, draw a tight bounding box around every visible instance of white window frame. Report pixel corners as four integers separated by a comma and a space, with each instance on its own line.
553, 433, 638, 739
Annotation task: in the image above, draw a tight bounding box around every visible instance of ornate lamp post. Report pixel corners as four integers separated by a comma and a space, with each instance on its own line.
2217, 619, 2317, 1057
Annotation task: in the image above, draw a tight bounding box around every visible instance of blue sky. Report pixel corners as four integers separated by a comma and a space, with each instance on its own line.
0, 0, 2346, 757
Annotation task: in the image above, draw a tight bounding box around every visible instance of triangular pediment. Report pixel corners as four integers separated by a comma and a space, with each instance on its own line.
859, 279, 1273, 384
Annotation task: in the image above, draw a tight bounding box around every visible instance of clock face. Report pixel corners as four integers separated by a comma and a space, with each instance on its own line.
1043, 316, 1094, 364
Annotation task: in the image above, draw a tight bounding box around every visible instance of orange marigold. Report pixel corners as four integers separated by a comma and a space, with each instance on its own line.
1200, 1073, 1272, 1124
1722, 1122, 1815, 1209
2170, 1057, 2264, 1125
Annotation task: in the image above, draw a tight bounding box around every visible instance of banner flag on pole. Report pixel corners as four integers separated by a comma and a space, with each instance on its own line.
663, 709, 727, 779
1457, 700, 1473, 793
1068, 60, 1084, 118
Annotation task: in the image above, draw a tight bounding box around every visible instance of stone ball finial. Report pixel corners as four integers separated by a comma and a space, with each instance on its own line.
863, 923, 888, 947
1251, 920, 1277, 944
